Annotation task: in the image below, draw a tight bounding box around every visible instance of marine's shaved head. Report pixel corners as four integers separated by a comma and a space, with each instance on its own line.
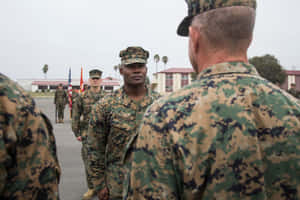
191, 6, 256, 54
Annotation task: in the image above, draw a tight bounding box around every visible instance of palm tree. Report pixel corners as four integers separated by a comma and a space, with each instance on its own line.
154, 54, 160, 73
113, 65, 119, 72
162, 56, 168, 69
42, 64, 48, 79
113, 64, 121, 78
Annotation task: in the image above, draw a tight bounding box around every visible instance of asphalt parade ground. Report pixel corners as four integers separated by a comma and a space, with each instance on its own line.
35, 97, 97, 200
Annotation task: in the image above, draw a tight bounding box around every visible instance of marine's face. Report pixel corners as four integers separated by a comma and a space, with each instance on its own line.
120, 63, 147, 86
89, 77, 101, 87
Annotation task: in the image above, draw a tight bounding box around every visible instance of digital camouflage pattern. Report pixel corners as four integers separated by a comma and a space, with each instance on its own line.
119, 47, 149, 65
72, 89, 104, 138
71, 90, 79, 117
88, 87, 160, 199
125, 62, 300, 200
89, 69, 102, 79
187, 0, 256, 15
72, 89, 104, 189
54, 88, 68, 121
177, 0, 257, 36
0, 73, 61, 199
288, 88, 300, 99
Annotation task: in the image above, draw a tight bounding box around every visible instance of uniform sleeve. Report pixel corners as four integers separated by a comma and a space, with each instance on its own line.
125, 106, 179, 200
54, 91, 57, 104
0, 88, 60, 199
87, 101, 109, 191
72, 95, 82, 137
0, 100, 9, 195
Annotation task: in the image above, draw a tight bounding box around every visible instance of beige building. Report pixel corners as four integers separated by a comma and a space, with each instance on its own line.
281, 70, 300, 91
152, 68, 300, 94
17, 77, 120, 93
152, 68, 194, 95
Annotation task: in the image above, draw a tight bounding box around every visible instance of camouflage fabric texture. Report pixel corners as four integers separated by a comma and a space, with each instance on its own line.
71, 91, 79, 117
125, 62, 300, 200
54, 88, 68, 105
119, 47, 149, 65
54, 88, 68, 120
0, 73, 61, 199
187, 0, 256, 15
71, 89, 104, 189
89, 69, 102, 78
72, 89, 104, 138
288, 88, 300, 99
177, 0, 257, 36
88, 87, 160, 199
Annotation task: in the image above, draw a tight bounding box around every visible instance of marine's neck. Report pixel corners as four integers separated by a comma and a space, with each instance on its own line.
124, 84, 147, 101
90, 86, 100, 93
197, 50, 248, 73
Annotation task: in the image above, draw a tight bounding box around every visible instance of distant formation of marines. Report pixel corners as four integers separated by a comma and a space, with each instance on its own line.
1, 0, 300, 199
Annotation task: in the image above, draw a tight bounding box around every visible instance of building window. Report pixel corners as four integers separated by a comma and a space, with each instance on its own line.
104, 86, 113, 91
165, 73, 173, 92
38, 85, 48, 90
181, 73, 189, 87
50, 85, 57, 90
166, 73, 173, 80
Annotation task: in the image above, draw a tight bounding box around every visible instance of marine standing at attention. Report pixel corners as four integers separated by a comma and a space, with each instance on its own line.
72, 69, 104, 200
88, 47, 161, 200
54, 83, 68, 123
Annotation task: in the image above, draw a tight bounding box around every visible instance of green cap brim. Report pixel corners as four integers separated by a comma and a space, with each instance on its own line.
90, 75, 101, 78
122, 58, 147, 65
177, 16, 193, 37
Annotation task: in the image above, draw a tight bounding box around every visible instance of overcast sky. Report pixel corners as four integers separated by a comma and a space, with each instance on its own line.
0, 0, 299, 80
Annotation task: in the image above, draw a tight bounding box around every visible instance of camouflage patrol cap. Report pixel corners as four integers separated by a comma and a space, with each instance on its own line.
119, 46, 149, 65
177, 0, 257, 36
89, 69, 102, 78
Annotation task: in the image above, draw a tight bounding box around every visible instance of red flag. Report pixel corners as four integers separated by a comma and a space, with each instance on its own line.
80, 67, 84, 93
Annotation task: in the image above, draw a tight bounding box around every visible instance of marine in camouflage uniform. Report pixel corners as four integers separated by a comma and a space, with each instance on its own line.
125, 1, 300, 200
71, 89, 79, 118
288, 83, 300, 99
72, 69, 104, 200
54, 83, 68, 123
0, 73, 61, 199
87, 47, 161, 200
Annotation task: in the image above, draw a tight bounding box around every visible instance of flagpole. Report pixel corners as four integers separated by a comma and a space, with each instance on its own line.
80, 66, 84, 93
68, 67, 72, 119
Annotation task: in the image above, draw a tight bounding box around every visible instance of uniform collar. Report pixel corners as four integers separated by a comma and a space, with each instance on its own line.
119, 85, 154, 107
197, 61, 259, 80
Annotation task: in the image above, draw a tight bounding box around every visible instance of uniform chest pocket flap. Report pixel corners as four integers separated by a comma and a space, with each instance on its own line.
111, 113, 134, 132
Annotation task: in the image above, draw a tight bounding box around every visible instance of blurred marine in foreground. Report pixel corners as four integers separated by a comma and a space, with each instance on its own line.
125, 0, 300, 199
0, 73, 61, 199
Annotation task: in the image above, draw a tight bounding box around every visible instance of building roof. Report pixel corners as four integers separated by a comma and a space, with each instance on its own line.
32, 77, 120, 86
285, 70, 300, 76
32, 80, 69, 86
101, 77, 120, 86
158, 68, 194, 73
